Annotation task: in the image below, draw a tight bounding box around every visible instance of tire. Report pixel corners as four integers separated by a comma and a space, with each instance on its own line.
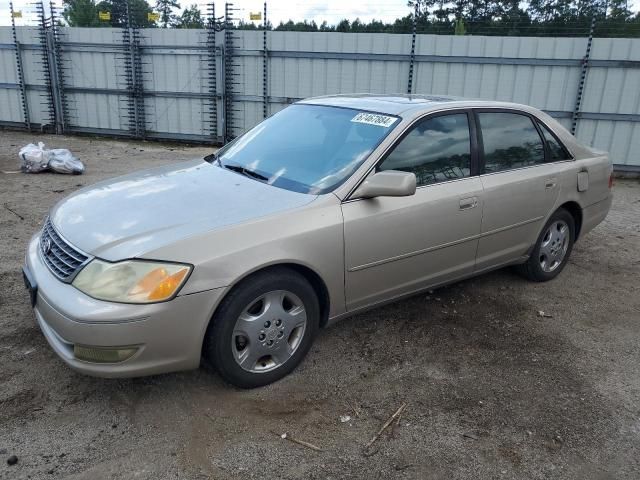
203, 267, 320, 388
517, 207, 575, 282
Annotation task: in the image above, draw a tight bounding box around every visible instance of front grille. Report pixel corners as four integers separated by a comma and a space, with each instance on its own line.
40, 218, 90, 281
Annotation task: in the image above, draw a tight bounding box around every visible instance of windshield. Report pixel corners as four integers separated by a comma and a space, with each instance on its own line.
214, 104, 399, 194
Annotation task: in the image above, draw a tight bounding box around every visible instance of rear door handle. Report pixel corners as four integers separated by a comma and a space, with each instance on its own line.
459, 196, 478, 210
545, 178, 557, 189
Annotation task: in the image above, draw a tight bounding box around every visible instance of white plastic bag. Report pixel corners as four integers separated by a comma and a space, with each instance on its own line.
19, 142, 50, 173
18, 142, 85, 174
49, 149, 85, 175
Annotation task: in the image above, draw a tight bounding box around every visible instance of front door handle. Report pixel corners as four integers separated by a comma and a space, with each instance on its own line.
459, 196, 478, 210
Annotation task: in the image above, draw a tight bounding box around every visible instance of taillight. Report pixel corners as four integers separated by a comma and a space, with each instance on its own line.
608, 172, 614, 189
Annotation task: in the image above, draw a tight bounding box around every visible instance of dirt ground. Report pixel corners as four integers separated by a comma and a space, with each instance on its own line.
0, 131, 639, 480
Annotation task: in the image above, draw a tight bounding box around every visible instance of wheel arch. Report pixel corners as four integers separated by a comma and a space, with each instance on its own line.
558, 201, 583, 240
208, 261, 332, 331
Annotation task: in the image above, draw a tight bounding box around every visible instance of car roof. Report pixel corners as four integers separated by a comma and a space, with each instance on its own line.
297, 94, 537, 118
297, 93, 595, 161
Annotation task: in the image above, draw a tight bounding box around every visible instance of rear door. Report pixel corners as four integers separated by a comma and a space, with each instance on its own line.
474, 110, 561, 271
342, 110, 484, 311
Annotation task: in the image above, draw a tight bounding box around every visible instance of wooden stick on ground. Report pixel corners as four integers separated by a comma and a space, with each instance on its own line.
346, 399, 361, 418
392, 411, 403, 438
365, 403, 407, 448
4, 203, 24, 220
273, 431, 323, 452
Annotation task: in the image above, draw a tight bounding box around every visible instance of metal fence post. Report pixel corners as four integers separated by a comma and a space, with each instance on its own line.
35, 0, 57, 131
407, 3, 418, 94
571, 15, 596, 136
204, 2, 219, 141
9, 1, 30, 130
122, 0, 146, 139
49, 0, 69, 134
121, 10, 136, 137
45, 29, 65, 134
262, 1, 268, 119
223, 2, 239, 143
47, 1, 68, 134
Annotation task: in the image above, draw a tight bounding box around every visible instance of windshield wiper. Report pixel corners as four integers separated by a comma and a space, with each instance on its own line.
222, 163, 269, 182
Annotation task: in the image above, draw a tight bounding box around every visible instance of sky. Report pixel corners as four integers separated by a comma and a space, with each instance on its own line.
0, 0, 638, 27
0, 0, 412, 27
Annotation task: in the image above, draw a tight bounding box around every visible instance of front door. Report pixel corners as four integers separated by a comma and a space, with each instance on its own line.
342, 111, 483, 311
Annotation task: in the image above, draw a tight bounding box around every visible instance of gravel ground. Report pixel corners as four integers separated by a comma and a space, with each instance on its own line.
0, 131, 639, 480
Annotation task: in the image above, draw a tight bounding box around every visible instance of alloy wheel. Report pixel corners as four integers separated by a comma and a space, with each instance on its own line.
231, 290, 307, 373
539, 220, 570, 273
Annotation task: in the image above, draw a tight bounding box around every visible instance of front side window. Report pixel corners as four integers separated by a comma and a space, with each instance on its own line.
478, 112, 545, 173
213, 105, 399, 194
378, 113, 471, 186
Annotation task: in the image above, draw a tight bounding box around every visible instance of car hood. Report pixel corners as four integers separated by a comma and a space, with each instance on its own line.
50, 159, 317, 261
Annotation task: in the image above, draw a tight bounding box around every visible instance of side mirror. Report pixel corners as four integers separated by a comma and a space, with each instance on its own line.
352, 170, 417, 199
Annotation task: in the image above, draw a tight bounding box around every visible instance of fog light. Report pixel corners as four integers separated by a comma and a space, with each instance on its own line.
73, 345, 138, 363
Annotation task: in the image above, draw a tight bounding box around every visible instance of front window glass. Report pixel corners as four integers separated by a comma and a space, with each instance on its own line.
214, 105, 399, 194
378, 113, 471, 186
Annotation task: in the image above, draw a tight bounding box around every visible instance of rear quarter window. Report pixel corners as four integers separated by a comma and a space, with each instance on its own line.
537, 121, 572, 161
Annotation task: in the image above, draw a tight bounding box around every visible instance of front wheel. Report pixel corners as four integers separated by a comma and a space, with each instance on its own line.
203, 267, 320, 388
517, 208, 575, 282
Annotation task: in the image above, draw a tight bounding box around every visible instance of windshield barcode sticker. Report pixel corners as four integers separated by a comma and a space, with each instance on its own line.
351, 112, 396, 128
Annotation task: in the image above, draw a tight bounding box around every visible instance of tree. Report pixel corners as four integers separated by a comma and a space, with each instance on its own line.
155, 0, 180, 27
407, 0, 439, 18
63, 0, 101, 27
237, 19, 258, 29
433, 0, 450, 23
454, 17, 466, 34
335, 19, 350, 32
527, 0, 573, 22
95, 0, 157, 27
175, 4, 203, 28
250, 1, 640, 37
274, 20, 319, 31
608, 0, 633, 19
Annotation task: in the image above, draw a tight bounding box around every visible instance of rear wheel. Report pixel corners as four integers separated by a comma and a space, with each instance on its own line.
517, 208, 575, 282
204, 268, 319, 388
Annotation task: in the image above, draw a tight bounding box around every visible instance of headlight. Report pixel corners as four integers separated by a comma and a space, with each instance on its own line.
72, 259, 191, 304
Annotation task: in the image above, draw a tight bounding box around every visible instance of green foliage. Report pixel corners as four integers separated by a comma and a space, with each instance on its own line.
608, 0, 634, 20
236, 19, 258, 29
63, 0, 156, 27
266, 0, 639, 37
63, 0, 101, 27
89, 0, 156, 27
273, 20, 319, 31
63, 0, 640, 36
236, 19, 273, 30
175, 4, 203, 28
155, 0, 180, 28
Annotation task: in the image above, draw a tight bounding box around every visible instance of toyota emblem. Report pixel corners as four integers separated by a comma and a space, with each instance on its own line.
42, 238, 52, 255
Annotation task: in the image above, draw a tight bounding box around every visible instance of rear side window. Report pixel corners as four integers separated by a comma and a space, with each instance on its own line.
378, 113, 471, 187
478, 112, 545, 173
538, 122, 572, 161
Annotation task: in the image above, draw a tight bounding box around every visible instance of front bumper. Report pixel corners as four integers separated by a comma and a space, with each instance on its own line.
24, 233, 225, 378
